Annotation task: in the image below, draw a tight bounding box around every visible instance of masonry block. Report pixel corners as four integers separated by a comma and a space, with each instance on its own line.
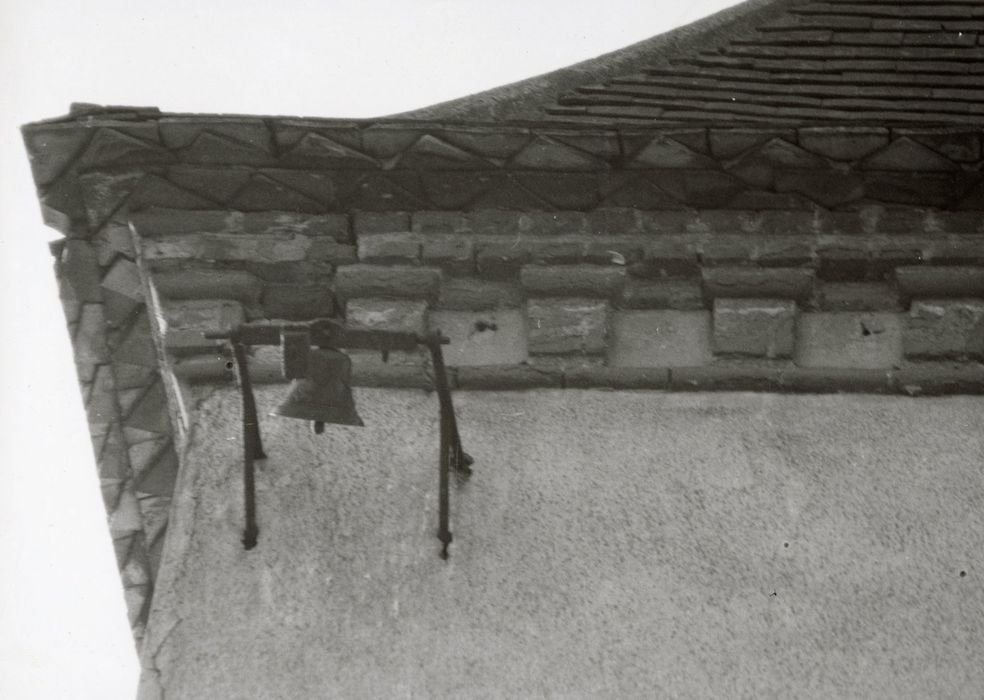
435, 278, 524, 311
524, 211, 591, 236
356, 233, 422, 264
634, 237, 700, 277
74, 303, 110, 370
528, 237, 588, 265
475, 240, 532, 279
141, 233, 314, 263
100, 258, 144, 301
134, 447, 179, 497
796, 313, 903, 369
152, 269, 262, 305
353, 211, 410, 236
703, 267, 814, 301
528, 298, 608, 355
713, 298, 797, 358
110, 311, 158, 368
819, 283, 903, 312
100, 478, 124, 512
609, 311, 712, 367
896, 266, 984, 298
108, 490, 143, 539
870, 243, 927, 280
520, 265, 626, 298
411, 211, 469, 235
700, 237, 755, 266
754, 237, 816, 267
421, 235, 475, 275
345, 298, 428, 336
589, 208, 640, 236
162, 298, 245, 330
59, 240, 102, 303
161, 299, 244, 354
926, 237, 984, 266
620, 278, 705, 310
583, 237, 645, 266
467, 211, 524, 237
816, 240, 870, 281
428, 309, 528, 366
333, 265, 441, 300
306, 240, 358, 266
904, 299, 984, 359
261, 284, 335, 320
171, 355, 233, 383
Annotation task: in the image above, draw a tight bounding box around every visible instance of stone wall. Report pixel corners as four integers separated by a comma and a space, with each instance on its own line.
22, 110, 984, 646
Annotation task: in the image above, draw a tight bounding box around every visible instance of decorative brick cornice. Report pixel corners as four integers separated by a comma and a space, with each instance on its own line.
21, 107, 984, 648
22, 113, 984, 237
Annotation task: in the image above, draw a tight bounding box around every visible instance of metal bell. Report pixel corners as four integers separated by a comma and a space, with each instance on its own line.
273, 348, 364, 428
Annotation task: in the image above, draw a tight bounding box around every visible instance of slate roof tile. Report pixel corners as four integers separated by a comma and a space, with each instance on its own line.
404, 0, 984, 126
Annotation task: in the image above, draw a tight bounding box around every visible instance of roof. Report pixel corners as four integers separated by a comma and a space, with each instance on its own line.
402, 0, 984, 126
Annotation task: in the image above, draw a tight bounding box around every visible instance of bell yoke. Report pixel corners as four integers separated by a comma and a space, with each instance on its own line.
205, 318, 473, 559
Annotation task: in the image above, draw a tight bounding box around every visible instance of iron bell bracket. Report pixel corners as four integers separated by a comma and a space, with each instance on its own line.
205, 319, 473, 558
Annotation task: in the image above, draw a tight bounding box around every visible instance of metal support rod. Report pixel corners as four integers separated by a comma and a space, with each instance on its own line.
437, 392, 452, 560
232, 342, 261, 550
428, 339, 473, 560
429, 341, 473, 476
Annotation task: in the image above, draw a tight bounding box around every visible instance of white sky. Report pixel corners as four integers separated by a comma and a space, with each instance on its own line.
0, 1, 739, 697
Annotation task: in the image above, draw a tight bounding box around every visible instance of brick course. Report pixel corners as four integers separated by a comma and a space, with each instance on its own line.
896, 266, 984, 298
703, 267, 815, 301
520, 265, 626, 298
334, 265, 441, 300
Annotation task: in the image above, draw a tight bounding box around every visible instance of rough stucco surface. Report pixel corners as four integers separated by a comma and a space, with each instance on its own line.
140, 389, 984, 699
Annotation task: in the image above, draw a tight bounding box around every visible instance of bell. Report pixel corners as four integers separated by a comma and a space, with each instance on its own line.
273, 348, 364, 428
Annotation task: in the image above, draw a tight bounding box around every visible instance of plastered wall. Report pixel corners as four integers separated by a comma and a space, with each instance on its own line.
139, 388, 984, 699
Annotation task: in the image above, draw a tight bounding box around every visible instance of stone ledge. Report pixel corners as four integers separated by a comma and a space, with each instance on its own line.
669, 364, 785, 392
894, 363, 984, 396
779, 367, 895, 394
453, 364, 564, 390
169, 355, 984, 395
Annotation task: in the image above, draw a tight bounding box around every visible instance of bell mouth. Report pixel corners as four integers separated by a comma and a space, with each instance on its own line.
271, 348, 364, 427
